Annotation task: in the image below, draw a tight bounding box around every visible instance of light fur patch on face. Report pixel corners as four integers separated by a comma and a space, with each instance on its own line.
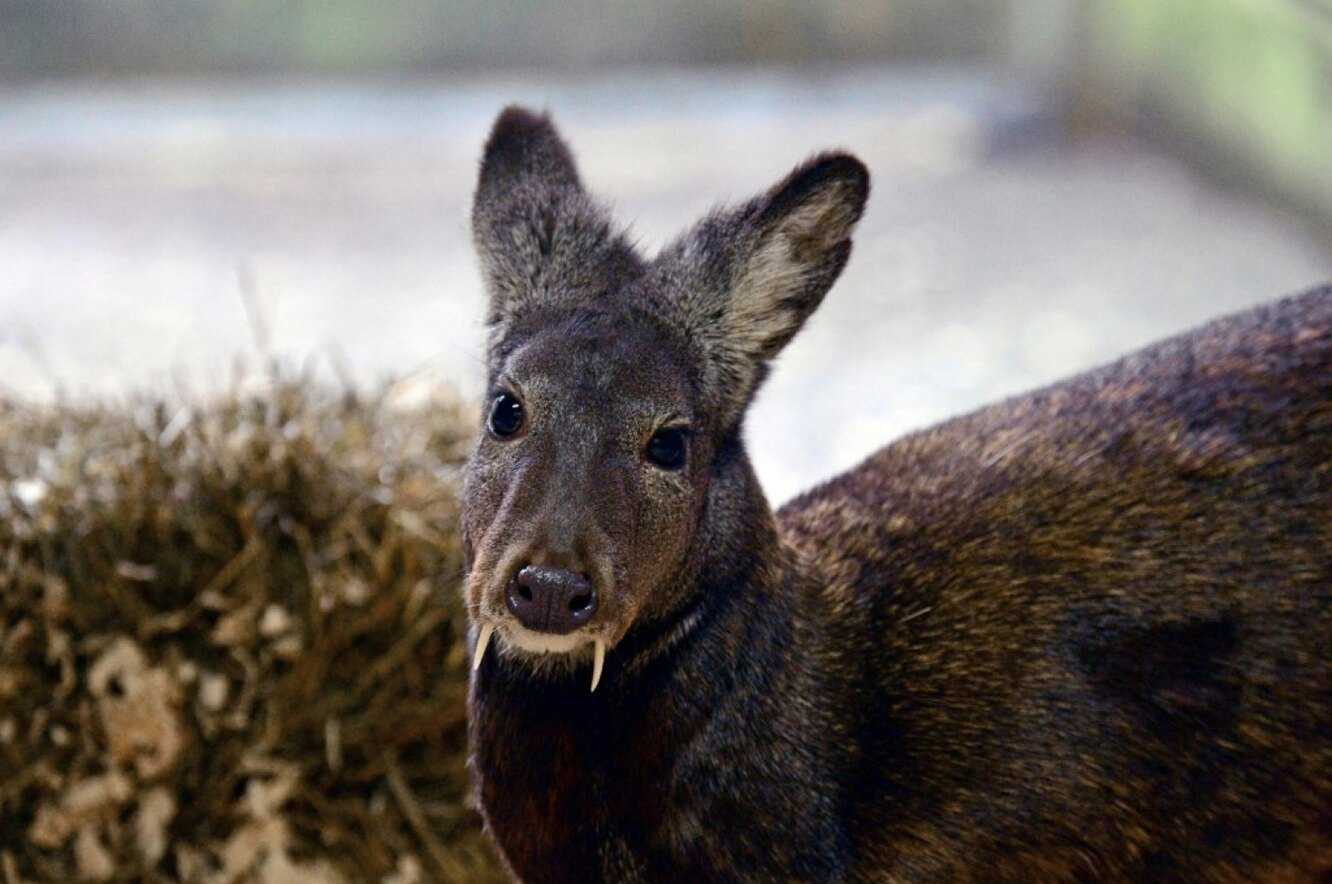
501, 626, 590, 655
494, 626, 608, 690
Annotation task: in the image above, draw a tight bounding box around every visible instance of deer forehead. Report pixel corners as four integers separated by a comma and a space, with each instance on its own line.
499, 312, 699, 422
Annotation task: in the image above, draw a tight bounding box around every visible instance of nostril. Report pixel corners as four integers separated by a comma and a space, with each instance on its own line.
509, 564, 598, 633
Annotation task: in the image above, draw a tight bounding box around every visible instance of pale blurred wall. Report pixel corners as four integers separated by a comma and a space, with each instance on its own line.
1, 0, 1328, 500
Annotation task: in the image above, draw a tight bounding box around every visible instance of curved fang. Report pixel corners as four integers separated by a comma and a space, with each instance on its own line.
472, 622, 495, 672
591, 639, 606, 692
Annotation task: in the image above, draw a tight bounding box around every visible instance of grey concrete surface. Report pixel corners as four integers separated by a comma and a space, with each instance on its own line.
1, 68, 1328, 503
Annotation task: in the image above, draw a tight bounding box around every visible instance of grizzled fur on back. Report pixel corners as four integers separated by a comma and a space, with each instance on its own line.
461, 106, 1332, 882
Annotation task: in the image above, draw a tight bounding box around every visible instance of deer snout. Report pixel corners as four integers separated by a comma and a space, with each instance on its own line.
505, 565, 598, 635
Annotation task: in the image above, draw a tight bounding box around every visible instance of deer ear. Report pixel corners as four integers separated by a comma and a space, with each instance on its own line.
475, 105, 581, 203
471, 107, 638, 334
657, 152, 869, 421
726, 152, 869, 361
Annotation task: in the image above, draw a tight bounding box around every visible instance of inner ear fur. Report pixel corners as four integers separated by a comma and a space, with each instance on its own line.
653, 152, 870, 421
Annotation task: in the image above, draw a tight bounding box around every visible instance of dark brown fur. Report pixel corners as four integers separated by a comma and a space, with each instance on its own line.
462, 106, 1332, 882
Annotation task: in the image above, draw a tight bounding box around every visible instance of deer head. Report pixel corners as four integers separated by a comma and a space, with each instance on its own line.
463, 107, 869, 689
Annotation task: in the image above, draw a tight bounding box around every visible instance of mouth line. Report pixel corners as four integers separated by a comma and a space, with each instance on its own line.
472, 620, 607, 692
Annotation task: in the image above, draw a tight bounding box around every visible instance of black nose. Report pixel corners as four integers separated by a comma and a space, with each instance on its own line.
506, 565, 598, 634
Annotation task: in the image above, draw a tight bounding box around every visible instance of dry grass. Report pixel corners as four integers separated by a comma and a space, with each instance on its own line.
0, 372, 505, 882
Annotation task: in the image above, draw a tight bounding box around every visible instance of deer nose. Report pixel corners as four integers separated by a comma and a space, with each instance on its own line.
506, 565, 598, 634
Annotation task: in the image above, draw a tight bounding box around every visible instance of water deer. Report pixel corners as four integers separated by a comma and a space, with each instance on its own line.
461, 106, 1331, 882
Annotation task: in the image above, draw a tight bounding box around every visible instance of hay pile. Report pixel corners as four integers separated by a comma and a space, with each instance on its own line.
0, 374, 505, 882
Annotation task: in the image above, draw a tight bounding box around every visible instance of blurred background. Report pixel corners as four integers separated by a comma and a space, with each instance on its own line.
2, 0, 1330, 502
1, 5, 1330, 882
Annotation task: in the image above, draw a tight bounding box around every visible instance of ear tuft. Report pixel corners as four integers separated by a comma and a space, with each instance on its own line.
477, 105, 581, 200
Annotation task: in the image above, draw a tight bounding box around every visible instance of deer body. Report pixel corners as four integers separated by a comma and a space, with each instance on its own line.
461, 107, 1331, 882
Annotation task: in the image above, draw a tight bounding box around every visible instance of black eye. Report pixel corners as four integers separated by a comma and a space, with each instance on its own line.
488, 392, 524, 438
646, 427, 687, 470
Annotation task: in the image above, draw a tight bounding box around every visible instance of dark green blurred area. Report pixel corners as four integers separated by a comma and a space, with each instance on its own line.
1081, 0, 1332, 240
0, 1, 1004, 74
1, 0, 1328, 226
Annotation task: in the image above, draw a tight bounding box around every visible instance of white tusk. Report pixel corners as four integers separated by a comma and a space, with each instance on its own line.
590, 639, 606, 693
472, 622, 494, 672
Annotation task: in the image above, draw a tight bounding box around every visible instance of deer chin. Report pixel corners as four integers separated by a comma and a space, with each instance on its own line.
472, 621, 608, 691
503, 626, 588, 655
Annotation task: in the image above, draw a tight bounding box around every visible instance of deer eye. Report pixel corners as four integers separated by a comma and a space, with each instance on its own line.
646, 427, 687, 470
487, 393, 525, 438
